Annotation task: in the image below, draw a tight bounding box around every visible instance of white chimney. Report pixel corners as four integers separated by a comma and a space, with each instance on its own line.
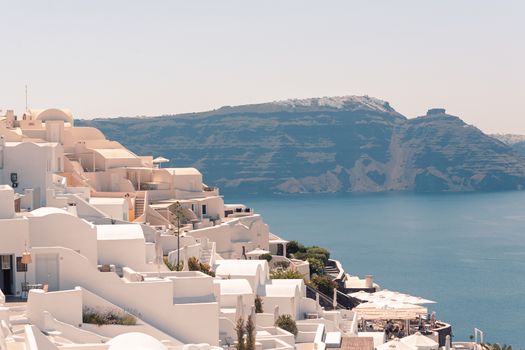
365, 275, 374, 289
0, 185, 15, 219
5, 110, 15, 128
66, 202, 78, 216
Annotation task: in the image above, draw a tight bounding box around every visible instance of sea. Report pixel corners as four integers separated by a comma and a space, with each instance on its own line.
227, 191, 525, 347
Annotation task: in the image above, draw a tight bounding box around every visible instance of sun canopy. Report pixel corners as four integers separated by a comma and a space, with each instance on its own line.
377, 338, 416, 350
401, 332, 439, 350
153, 156, 170, 163
350, 289, 436, 305
246, 248, 270, 256
355, 301, 427, 320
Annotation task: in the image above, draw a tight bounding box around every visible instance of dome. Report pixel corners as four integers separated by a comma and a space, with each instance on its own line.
107, 332, 167, 350
34, 108, 73, 123
30, 207, 73, 217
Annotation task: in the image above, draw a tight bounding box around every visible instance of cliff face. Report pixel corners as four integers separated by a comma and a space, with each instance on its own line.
491, 134, 525, 158
77, 96, 525, 195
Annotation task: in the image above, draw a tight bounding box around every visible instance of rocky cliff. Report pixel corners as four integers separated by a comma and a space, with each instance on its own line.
77, 96, 525, 195
491, 134, 525, 157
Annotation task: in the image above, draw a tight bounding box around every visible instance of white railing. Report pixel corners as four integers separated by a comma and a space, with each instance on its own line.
474, 328, 484, 344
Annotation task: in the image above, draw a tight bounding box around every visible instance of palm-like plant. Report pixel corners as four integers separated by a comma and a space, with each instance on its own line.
235, 317, 245, 350
245, 315, 256, 350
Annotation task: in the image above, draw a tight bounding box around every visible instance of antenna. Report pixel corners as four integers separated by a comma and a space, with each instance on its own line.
25, 84, 28, 111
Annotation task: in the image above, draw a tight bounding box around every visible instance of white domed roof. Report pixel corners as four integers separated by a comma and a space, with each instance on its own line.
30, 207, 73, 217
107, 332, 167, 350
34, 108, 73, 123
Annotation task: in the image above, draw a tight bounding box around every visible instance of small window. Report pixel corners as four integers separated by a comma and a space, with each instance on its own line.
16, 257, 27, 272
1, 256, 11, 270
202, 204, 207, 215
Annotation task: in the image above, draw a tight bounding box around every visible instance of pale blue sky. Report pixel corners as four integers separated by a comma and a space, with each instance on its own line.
1, 1, 524, 133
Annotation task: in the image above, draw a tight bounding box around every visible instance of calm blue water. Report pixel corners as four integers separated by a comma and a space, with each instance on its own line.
228, 191, 525, 347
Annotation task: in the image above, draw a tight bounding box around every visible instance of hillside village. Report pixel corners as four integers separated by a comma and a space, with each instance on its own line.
0, 108, 483, 350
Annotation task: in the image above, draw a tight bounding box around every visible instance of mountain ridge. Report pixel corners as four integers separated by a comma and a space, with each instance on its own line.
77, 96, 525, 195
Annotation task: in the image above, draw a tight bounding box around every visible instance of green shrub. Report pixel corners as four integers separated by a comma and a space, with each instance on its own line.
292, 246, 330, 265
199, 262, 216, 277
306, 247, 330, 263
275, 314, 298, 336
286, 240, 305, 256
309, 275, 337, 295
82, 307, 137, 326
188, 256, 200, 271
270, 269, 305, 280
307, 257, 324, 275
186, 256, 215, 276
164, 256, 175, 271
259, 253, 273, 262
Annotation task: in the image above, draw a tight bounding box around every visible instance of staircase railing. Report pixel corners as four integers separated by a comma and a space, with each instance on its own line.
305, 284, 347, 310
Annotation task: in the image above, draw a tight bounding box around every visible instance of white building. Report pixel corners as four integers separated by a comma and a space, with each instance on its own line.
0, 108, 361, 350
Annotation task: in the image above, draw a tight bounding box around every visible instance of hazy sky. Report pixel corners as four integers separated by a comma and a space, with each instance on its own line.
1, 1, 524, 133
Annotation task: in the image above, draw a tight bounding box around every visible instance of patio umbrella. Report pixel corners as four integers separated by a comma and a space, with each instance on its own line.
368, 290, 436, 305
391, 294, 436, 305
349, 291, 372, 301
356, 301, 424, 309
377, 338, 417, 350
153, 156, 169, 168
246, 248, 270, 258
400, 332, 439, 350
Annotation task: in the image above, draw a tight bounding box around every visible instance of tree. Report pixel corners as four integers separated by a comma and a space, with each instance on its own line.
286, 240, 305, 256
235, 317, 245, 350
307, 257, 324, 275
173, 201, 187, 271
275, 314, 298, 337
245, 315, 256, 350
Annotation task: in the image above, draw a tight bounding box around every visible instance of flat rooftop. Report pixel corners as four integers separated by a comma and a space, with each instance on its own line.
97, 224, 144, 240
90, 197, 126, 205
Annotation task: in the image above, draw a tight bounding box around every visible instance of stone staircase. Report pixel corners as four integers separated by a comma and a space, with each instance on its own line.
200, 248, 213, 266
324, 264, 339, 277
135, 197, 145, 218
340, 320, 354, 335
198, 238, 216, 266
